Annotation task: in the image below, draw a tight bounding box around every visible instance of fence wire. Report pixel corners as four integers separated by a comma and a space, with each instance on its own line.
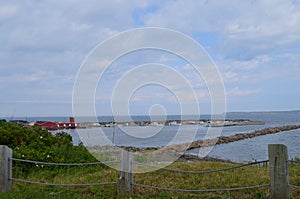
10, 178, 117, 187
290, 184, 300, 189
10, 157, 119, 166
133, 183, 270, 193
133, 160, 269, 175
10, 158, 119, 187
7, 156, 299, 194
287, 160, 300, 164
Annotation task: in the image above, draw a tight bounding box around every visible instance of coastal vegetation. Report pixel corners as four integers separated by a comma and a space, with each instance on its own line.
0, 119, 96, 171
0, 120, 300, 198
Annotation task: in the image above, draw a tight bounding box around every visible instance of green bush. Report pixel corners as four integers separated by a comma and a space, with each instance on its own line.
0, 120, 96, 172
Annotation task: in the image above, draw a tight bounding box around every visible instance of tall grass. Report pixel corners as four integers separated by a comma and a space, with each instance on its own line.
1, 160, 299, 198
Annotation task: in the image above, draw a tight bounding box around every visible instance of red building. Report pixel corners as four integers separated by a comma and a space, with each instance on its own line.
35, 117, 77, 130
35, 121, 58, 130
58, 117, 77, 129
58, 122, 77, 129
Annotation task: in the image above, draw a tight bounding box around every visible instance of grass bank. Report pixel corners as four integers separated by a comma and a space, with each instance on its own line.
1, 160, 300, 199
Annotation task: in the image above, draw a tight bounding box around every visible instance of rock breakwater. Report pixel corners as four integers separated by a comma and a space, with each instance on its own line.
187, 125, 300, 150
125, 125, 300, 156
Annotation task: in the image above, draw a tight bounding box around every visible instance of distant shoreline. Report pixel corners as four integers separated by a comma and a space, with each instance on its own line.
2, 109, 299, 119
7, 117, 265, 129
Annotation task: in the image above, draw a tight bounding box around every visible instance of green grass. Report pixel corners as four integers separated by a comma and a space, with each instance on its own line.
1, 160, 299, 199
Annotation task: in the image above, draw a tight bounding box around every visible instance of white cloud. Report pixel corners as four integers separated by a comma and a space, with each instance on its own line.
1, 0, 299, 116
232, 55, 272, 70
223, 71, 238, 80
144, 0, 300, 59
218, 54, 278, 85
1, 1, 152, 52
228, 86, 262, 97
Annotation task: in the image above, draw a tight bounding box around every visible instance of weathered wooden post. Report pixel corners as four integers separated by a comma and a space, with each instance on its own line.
118, 150, 133, 196
268, 144, 290, 199
0, 145, 12, 192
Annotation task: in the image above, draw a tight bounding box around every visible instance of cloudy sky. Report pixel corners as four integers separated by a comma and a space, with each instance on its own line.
1, 0, 300, 117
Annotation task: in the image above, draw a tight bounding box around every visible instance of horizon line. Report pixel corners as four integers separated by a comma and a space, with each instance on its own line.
1, 109, 299, 119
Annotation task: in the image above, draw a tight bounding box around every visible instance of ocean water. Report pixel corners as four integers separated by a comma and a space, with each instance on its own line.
187, 111, 300, 163
12, 111, 300, 163
188, 128, 300, 163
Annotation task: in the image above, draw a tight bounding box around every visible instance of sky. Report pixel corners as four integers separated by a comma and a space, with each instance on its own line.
1, 0, 300, 117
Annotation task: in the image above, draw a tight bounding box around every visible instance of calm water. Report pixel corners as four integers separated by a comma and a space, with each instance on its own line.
14, 111, 300, 163
194, 111, 300, 163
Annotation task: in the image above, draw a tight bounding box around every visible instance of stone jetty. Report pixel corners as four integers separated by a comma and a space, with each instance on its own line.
126, 125, 300, 156
187, 125, 300, 150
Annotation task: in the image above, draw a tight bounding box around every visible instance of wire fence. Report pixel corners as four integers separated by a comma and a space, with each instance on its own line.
10, 156, 271, 192
7, 158, 296, 191
9, 157, 119, 187
287, 159, 300, 164
290, 185, 300, 190
10, 178, 117, 187
10, 157, 119, 166
133, 160, 269, 175
1, 144, 299, 197
287, 159, 300, 190
132, 160, 270, 193
132, 183, 271, 193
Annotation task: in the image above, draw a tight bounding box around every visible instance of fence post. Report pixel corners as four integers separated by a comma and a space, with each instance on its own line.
0, 145, 12, 192
268, 144, 290, 199
118, 150, 133, 196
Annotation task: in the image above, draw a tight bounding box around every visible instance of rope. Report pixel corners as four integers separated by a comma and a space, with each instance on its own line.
132, 183, 270, 193
10, 178, 117, 187
133, 160, 269, 174
10, 158, 119, 166
287, 160, 300, 164
290, 184, 300, 189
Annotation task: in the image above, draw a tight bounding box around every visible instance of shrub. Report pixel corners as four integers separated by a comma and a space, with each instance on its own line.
0, 120, 96, 172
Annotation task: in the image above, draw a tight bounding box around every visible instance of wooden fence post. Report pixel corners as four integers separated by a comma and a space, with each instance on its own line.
0, 145, 12, 192
268, 144, 290, 199
118, 150, 133, 196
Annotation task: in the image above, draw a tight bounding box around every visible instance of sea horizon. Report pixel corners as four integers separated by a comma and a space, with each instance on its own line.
3, 109, 299, 122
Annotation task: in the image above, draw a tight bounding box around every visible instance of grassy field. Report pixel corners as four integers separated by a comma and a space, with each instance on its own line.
1, 160, 300, 199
